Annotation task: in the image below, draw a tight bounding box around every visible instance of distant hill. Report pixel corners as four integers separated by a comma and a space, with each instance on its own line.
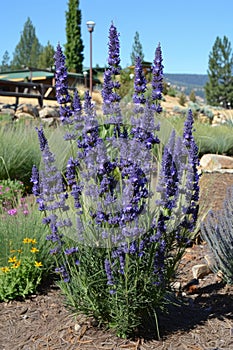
164, 73, 208, 99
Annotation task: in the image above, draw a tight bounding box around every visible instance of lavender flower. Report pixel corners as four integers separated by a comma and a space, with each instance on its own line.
55, 265, 70, 282
156, 130, 179, 210
107, 23, 121, 74
133, 56, 147, 107
76, 91, 102, 162
104, 258, 114, 286
66, 157, 78, 186
151, 43, 163, 113
131, 101, 160, 152
54, 43, 73, 124
181, 109, 200, 231
34, 126, 70, 253
102, 23, 122, 122
64, 247, 79, 255
31, 165, 40, 196
72, 89, 82, 118
54, 43, 71, 105
36, 126, 48, 151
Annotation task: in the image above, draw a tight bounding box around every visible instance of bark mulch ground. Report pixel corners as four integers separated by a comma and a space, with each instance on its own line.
0, 173, 233, 350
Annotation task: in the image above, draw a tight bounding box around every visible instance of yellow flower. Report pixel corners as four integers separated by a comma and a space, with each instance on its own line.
1, 266, 10, 273
23, 238, 31, 244
35, 261, 43, 267
8, 256, 17, 263
23, 238, 37, 244
30, 247, 39, 253
17, 249, 22, 253
10, 249, 16, 253
11, 261, 21, 269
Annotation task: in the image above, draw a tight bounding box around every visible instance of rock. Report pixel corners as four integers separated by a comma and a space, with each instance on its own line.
172, 281, 182, 292
192, 264, 211, 279
41, 117, 55, 126
16, 103, 39, 118
14, 112, 35, 120
198, 113, 211, 124
182, 278, 199, 295
0, 108, 15, 117
212, 112, 227, 125
204, 253, 215, 268
200, 154, 233, 171
39, 107, 59, 119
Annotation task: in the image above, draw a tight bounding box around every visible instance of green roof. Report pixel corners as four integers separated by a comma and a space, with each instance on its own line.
0, 69, 54, 81
0, 69, 84, 82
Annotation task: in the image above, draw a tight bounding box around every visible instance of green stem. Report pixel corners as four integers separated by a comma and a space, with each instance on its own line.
0, 156, 10, 179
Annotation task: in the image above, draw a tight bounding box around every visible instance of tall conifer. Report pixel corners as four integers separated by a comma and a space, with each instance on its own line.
64, 0, 84, 73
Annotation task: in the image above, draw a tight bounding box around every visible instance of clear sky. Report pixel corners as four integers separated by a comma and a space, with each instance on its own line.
1, 0, 233, 74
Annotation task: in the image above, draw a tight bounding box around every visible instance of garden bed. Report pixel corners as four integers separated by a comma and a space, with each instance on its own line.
0, 172, 233, 350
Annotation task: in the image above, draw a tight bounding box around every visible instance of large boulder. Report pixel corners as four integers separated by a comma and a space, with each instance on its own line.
39, 107, 59, 119
200, 154, 233, 171
16, 103, 39, 118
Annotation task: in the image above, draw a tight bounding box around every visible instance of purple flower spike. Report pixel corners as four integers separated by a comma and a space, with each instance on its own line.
72, 90, 82, 120
151, 43, 164, 113
107, 23, 121, 74
31, 165, 40, 196
36, 126, 48, 151
104, 258, 114, 286
102, 23, 122, 122
54, 43, 71, 105
54, 43, 73, 124
133, 56, 147, 107
182, 109, 200, 231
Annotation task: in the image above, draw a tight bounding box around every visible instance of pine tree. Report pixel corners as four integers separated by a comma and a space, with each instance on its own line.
130, 31, 144, 65
205, 36, 233, 108
38, 41, 55, 69
1, 50, 10, 71
64, 0, 84, 73
189, 90, 196, 103
11, 17, 42, 69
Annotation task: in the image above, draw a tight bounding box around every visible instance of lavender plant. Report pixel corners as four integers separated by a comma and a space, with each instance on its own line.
31, 23, 200, 338
201, 187, 233, 285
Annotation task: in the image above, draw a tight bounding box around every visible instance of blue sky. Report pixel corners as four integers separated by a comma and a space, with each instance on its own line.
1, 0, 233, 74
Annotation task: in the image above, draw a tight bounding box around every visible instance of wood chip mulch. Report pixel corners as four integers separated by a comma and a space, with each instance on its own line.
0, 172, 233, 350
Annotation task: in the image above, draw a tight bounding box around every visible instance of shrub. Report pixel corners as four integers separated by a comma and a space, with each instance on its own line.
167, 86, 177, 97
0, 179, 24, 211
31, 24, 200, 338
0, 237, 43, 301
178, 92, 187, 106
201, 186, 233, 285
0, 196, 54, 298
189, 90, 196, 103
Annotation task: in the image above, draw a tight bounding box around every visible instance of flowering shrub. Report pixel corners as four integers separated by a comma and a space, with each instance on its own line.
0, 237, 43, 301
31, 24, 200, 337
0, 179, 24, 212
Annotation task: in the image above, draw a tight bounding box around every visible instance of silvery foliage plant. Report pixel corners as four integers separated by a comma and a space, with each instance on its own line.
201, 187, 233, 285
31, 23, 200, 337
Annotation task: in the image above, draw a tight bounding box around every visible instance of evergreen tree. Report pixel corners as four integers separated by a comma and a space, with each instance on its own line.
205, 36, 233, 108
64, 0, 84, 73
189, 90, 196, 103
1, 50, 10, 71
38, 41, 55, 69
130, 31, 144, 65
11, 17, 42, 69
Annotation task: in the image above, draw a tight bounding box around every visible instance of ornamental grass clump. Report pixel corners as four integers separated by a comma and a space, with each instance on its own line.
31, 23, 200, 338
201, 186, 233, 285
